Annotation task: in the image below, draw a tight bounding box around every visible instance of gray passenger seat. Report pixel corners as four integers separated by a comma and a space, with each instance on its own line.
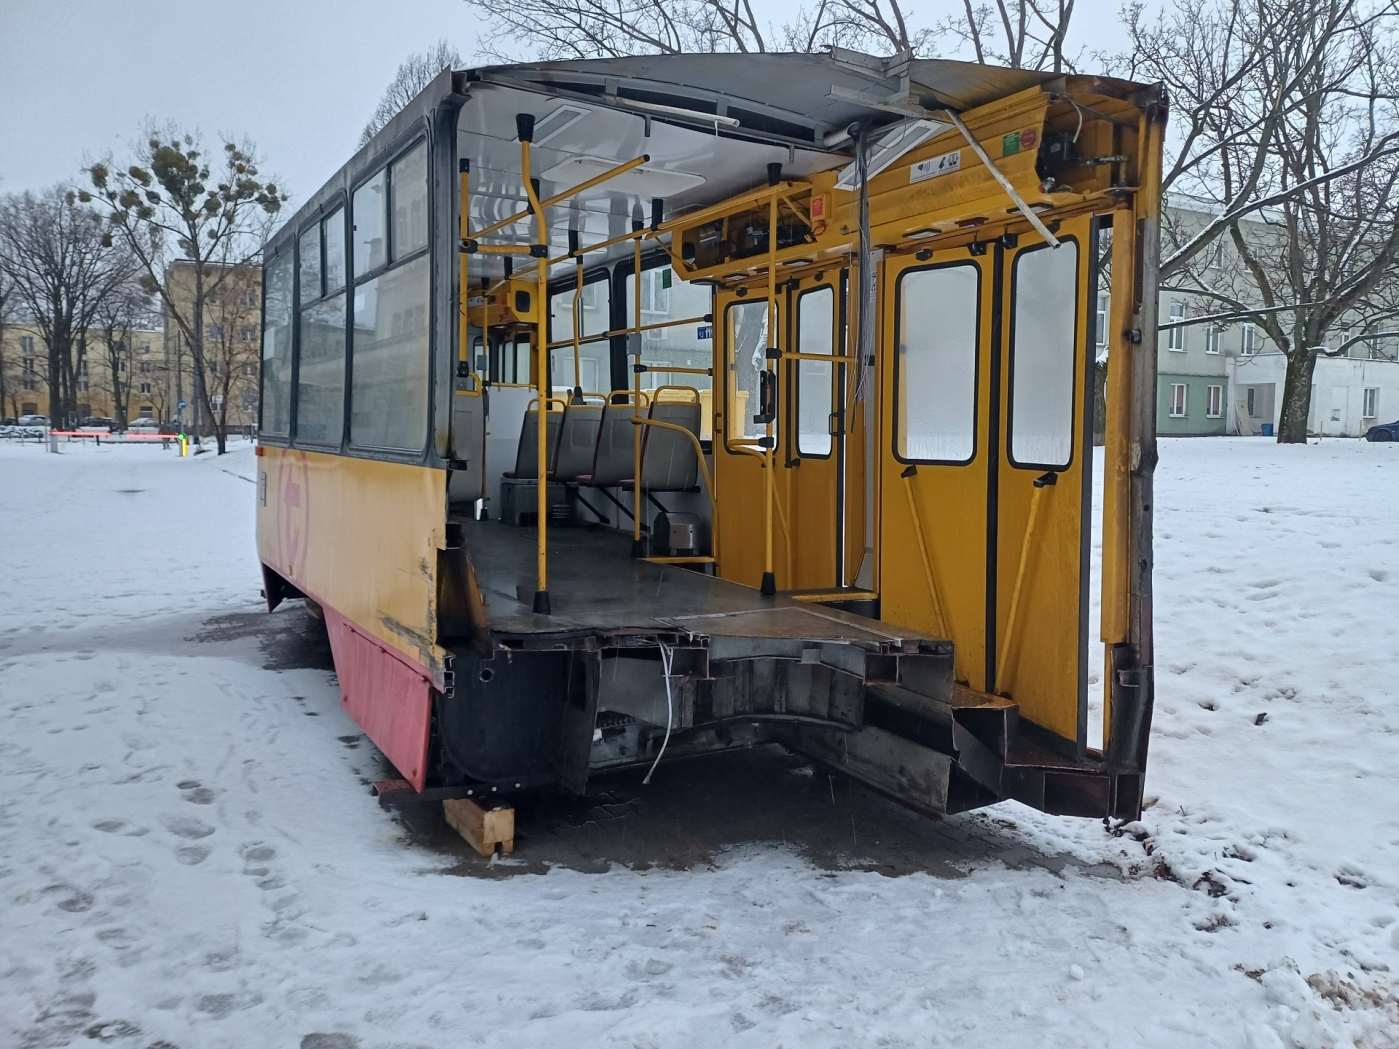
448, 378, 486, 504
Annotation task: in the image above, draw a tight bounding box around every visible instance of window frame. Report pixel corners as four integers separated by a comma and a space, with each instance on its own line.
1167, 302, 1185, 351
345, 135, 434, 457
1169, 383, 1188, 417
1206, 384, 1223, 418
891, 258, 983, 467
1363, 386, 1379, 419
547, 264, 614, 394
1005, 237, 1081, 472
258, 246, 296, 441
1205, 326, 1221, 354
792, 281, 839, 460
290, 191, 350, 450
722, 295, 781, 454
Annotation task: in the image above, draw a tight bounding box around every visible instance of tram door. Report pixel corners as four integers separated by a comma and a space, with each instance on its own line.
714, 277, 847, 592
782, 272, 846, 590
880, 218, 1094, 748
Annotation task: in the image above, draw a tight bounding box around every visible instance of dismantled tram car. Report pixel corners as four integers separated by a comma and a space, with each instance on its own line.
256, 51, 1165, 821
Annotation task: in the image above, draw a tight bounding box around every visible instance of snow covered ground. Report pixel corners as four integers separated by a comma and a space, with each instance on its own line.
1, 436, 1396, 1048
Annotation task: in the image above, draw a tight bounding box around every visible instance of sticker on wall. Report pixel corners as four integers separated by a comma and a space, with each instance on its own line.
697, 324, 713, 340
1021, 128, 1038, 149
910, 150, 962, 183
1002, 131, 1022, 156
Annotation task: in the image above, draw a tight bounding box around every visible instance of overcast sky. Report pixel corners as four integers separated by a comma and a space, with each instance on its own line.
0, 0, 1130, 208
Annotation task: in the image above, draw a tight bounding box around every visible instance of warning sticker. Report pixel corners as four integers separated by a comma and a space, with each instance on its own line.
1002, 131, 1022, 156
911, 149, 962, 183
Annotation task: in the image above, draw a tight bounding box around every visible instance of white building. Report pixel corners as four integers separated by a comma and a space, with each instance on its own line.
1228, 352, 1399, 437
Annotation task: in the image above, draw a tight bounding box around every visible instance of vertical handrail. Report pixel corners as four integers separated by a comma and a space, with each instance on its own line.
520, 116, 552, 615
571, 257, 584, 404
761, 188, 778, 595
631, 233, 645, 556
997, 471, 1057, 690
899, 466, 950, 640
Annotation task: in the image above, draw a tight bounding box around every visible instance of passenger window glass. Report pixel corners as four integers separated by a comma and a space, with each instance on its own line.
897, 264, 979, 462
353, 171, 386, 278
625, 265, 712, 394
726, 299, 776, 444
299, 226, 321, 302
1009, 242, 1079, 468
797, 286, 834, 457
350, 255, 429, 449
296, 292, 346, 445
550, 275, 611, 394
323, 208, 346, 293
391, 143, 428, 259
260, 253, 294, 436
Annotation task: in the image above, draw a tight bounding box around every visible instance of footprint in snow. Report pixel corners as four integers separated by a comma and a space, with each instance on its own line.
162, 815, 215, 839
91, 818, 148, 837
301, 1035, 360, 1049
177, 780, 216, 805
176, 844, 212, 865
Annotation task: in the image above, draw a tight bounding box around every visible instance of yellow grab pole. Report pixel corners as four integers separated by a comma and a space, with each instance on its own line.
997, 472, 1057, 691
520, 116, 551, 615
899, 466, 950, 641
459, 160, 470, 375
761, 187, 778, 595
571, 258, 584, 403
632, 233, 644, 556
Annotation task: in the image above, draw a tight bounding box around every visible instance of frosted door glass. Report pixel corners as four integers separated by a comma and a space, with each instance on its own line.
898, 265, 979, 462
797, 286, 834, 456
1010, 243, 1078, 468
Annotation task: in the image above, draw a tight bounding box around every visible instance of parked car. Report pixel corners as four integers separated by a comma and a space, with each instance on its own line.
17, 414, 49, 427
1364, 419, 1399, 442
127, 418, 161, 433
77, 417, 114, 433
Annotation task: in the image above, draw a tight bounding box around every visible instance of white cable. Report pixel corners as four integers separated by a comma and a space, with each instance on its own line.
642, 641, 674, 785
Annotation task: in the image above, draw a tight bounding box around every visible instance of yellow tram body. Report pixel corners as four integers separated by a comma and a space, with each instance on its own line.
256, 52, 1165, 820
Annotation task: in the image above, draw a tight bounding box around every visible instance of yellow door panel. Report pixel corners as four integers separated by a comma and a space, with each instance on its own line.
993, 218, 1095, 744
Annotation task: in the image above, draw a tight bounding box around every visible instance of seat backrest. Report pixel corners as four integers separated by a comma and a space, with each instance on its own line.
588, 397, 643, 486
510, 408, 563, 479
641, 399, 702, 490
553, 403, 604, 482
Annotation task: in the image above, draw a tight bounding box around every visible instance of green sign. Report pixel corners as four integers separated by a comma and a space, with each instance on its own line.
1002, 131, 1022, 157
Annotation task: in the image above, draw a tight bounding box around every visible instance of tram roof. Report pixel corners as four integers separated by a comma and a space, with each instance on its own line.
273, 50, 1138, 279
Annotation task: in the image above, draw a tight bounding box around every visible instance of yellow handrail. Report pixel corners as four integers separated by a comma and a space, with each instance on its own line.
996, 473, 1056, 691
899, 467, 950, 640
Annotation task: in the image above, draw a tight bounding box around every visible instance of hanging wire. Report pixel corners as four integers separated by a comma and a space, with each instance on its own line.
642, 641, 675, 785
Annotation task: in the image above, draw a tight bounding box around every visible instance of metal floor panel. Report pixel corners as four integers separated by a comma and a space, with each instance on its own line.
461, 519, 937, 645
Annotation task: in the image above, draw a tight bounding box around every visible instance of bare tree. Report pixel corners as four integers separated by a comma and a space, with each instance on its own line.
361, 41, 463, 146
0, 265, 15, 421
92, 278, 156, 429
0, 188, 137, 429
1130, 0, 1399, 441
84, 126, 286, 453
938, 0, 1079, 70
200, 264, 263, 441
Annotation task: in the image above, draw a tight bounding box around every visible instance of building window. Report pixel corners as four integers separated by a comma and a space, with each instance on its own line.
211, 394, 224, 410
1336, 328, 1352, 354
1167, 302, 1185, 350
240, 326, 257, 343
22, 380, 36, 391
243, 362, 256, 377
1170, 383, 1188, 417
208, 323, 225, 342
139, 361, 151, 374
1205, 326, 1221, 354
20, 335, 34, 355
1206, 385, 1223, 418
79, 380, 89, 392
1363, 387, 1379, 419
139, 342, 150, 354
139, 382, 151, 394
242, 288, 259, 308
22, 358, 35, 373
22, 401, 37, 415
1241, 326, 1257, 355
1096, 295, 1108, 347
80, 360, 88, 376
139, 406, 154, 418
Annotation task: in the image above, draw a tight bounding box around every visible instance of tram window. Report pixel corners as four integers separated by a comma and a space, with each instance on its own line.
725, 299, 775, 445
796, 285, 834, 457
625, 265, 712, 394
1009, 241, 1079, 469
513, 335, 532, 384
324, 207, 347, 294
390, 143, 428, 260
550, 275, 610, 394
353, 170, 386, 278
296, 292, 346, 446
350, 254, 429, 450
299, 225, 322, 302
260, 253, 294, 437
896, 264, 979, 463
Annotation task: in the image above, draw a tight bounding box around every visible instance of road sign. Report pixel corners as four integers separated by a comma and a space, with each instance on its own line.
178, 399, 187, 410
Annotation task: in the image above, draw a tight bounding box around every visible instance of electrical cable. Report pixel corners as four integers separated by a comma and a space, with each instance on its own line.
642, 641, 674, 785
